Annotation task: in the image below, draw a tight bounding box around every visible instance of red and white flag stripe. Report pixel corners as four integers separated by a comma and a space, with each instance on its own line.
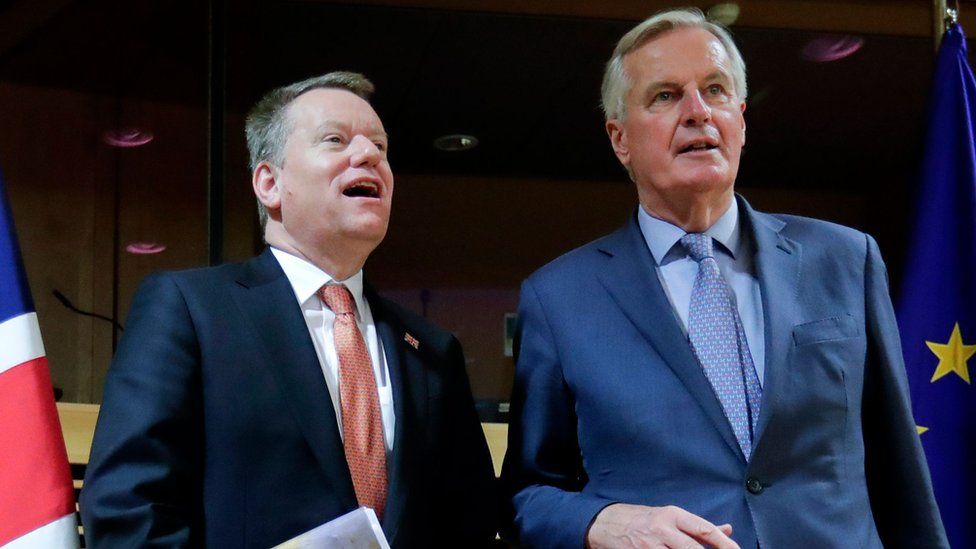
0, 312, 78, 548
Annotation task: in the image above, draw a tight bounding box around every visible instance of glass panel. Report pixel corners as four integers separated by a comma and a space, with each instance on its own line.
0, 0, 208, 402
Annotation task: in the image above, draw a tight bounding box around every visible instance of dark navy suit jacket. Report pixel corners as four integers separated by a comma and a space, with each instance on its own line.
502, 198, 947, 548
80, 249, 496, 548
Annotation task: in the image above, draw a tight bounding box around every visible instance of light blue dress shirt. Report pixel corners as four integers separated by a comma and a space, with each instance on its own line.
637, 198, 766, 385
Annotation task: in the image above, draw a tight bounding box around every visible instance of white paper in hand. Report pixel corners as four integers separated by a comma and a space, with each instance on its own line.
271, 507, 390, 549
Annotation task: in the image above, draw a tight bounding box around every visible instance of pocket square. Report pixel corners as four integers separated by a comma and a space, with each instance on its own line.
403, 332, 420, 349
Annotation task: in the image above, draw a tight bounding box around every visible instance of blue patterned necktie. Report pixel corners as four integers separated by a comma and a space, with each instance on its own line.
680, 233, 763, 459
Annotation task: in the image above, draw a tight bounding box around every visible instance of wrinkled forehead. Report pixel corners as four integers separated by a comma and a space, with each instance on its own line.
625, 27, 735, 87
285, 88, 385, 135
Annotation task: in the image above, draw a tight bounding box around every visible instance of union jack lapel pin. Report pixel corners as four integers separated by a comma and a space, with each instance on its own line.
404, 332, 420, 349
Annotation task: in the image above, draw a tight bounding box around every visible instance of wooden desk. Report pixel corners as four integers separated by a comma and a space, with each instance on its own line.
55, 403, 511, 478
56, 402, 99, 466
481, 422, 508, 477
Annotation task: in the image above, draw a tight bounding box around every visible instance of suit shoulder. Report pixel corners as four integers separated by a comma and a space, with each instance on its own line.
526, 230, 619, 285
166, 261, 245, 284
768, 212, 870, 249
137, 260, 247, 293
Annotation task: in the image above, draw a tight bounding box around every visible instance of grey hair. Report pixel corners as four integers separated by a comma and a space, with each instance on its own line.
600, 8, 747, 121
245, 71, 375, 227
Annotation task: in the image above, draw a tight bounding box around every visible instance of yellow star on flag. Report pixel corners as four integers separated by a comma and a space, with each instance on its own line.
926, 322, 975, 384
916, 425, 929, 435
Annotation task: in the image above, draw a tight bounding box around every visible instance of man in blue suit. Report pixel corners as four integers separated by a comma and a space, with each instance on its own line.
80, 72, 496, 547
502, 9, 947, 548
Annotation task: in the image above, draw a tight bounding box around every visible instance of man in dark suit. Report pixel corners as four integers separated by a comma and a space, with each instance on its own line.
80, 71, 496, 548
501, 9, 948, 548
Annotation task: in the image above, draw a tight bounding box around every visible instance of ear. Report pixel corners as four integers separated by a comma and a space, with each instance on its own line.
252, 161, 282, 213
739, 101, 747, 145
606, 118, 630, 167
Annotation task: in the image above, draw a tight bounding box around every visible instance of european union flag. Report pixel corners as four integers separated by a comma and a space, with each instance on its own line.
898, 23, 976, 547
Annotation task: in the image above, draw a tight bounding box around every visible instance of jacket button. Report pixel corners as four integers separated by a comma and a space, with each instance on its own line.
746, 477, 764, 494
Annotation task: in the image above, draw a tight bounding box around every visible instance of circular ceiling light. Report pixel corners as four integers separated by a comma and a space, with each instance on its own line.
125, 242, 166, 254
433, 134, 479, 152
801, 35, 864, 62
103, 128, 154, 148
707, 3, 740, 26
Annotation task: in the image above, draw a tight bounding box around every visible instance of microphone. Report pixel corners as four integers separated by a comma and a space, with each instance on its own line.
52, 289, 124, 332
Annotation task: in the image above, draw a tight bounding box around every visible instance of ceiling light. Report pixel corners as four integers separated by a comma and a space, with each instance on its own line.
433, 134, 479, 152
103, 128, 154, 148
801, 35, 864, 62
125, 242, 166, 254
707, 3, 740, 26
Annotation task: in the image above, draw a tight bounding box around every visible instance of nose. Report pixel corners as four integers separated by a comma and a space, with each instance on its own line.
349, 135, 382, 167
680, 90, 711, 126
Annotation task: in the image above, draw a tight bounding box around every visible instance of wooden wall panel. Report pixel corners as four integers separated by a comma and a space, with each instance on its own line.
0, 83, 108, 402
0, 82, 212, 402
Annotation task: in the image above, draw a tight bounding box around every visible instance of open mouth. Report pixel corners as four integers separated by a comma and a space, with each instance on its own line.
342, 180, 381, 198
678, 142, 718, 154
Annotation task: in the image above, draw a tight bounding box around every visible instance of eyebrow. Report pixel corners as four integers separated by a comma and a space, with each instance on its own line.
314, 120, 389, 141
641, 81, 678, 103
704, 71, 733, 85
641, 70, 734, 102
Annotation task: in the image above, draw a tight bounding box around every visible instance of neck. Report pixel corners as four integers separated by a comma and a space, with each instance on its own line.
264, 222, 372, 281
639, 188, 734, 233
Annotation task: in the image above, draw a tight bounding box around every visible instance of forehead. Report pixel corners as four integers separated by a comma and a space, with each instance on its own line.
285, 88, 385, 134
624, 27, 733, 86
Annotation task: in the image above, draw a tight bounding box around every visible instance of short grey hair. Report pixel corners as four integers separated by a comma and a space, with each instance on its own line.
600, 8, 747, 121
245, 71, 375, 227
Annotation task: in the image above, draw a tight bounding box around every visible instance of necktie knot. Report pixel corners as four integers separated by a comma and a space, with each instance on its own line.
319, 284, 355, 316
680, 233, 714, 262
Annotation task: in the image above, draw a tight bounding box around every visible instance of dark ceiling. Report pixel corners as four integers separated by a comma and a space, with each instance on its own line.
0, 0, 965, 191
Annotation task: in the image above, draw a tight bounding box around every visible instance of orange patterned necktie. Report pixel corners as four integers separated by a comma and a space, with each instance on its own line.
319, 284, 387, 519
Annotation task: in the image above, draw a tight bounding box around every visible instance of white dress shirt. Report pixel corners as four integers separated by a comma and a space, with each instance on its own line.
270, 247, 395, 452
637, 198, 766, 384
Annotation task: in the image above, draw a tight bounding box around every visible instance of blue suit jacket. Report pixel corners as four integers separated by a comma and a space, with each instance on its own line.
502, 198, 947, 548
80, 249, 496, 548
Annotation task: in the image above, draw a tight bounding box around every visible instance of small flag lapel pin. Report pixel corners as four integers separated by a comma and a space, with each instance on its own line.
404, 332, 420, 349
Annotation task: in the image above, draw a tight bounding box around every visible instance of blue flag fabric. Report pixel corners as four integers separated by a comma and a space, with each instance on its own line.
0, 169, 34, 324
898, 23, 976, 548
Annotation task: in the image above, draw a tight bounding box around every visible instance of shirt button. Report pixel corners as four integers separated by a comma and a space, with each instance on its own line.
746, 477, 764, 494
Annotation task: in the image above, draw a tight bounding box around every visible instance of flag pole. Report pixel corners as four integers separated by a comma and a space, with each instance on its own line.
934, 0, 947, 51
935, 1, 959, 51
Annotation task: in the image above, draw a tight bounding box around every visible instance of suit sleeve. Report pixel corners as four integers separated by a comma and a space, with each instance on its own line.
501, 278, 615, 548
861, 234, 949, 548
80, 273, 204, 548
434, 335, 499, 546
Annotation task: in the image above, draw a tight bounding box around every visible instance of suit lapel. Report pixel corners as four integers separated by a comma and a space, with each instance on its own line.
739, 198, 801, 447
596, 216, 744, 460
366, 285, 427, 546
232, 249, 357, 509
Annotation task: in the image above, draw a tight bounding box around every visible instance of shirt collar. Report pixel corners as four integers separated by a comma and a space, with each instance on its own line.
637, 196, 741, 265
269, 247, 367, 316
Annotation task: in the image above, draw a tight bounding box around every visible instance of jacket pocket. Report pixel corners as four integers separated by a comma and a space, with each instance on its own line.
792, 314, 860, 346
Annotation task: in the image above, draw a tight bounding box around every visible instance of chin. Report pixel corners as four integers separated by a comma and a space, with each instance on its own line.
676, 171, 734, 194
347, 220, 389, 243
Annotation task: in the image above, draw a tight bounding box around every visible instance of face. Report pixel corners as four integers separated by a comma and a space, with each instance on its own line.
258, 88, 393, 256
607, 27, 746, 209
